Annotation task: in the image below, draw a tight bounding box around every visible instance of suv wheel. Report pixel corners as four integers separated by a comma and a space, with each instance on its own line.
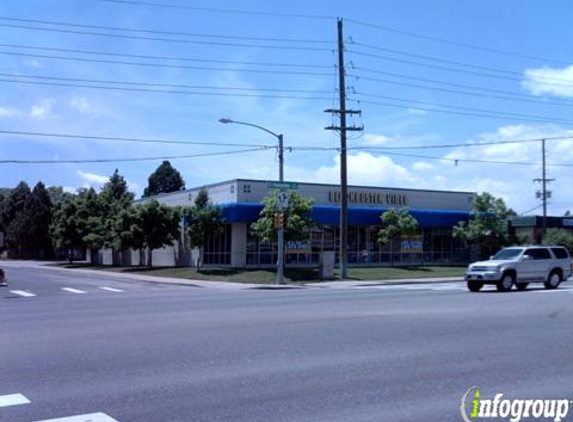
497, 273, 514, 292
467, 280, 483, 292
516, 283, 529, 291
544, 271, 562, 290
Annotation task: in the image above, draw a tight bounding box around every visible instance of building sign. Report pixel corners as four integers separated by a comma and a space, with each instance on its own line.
401, 236, 422, 253
285, 241, 310, 254
563, 219, 573, 227
328, 191, 408, 206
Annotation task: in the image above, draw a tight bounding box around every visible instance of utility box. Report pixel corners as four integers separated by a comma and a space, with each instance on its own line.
319, 251, 335, 280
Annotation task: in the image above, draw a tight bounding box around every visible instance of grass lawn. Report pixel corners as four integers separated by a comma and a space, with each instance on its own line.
52, 263, 465, 284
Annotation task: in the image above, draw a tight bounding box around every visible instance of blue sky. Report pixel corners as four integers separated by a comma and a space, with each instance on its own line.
1, 0, 573, 214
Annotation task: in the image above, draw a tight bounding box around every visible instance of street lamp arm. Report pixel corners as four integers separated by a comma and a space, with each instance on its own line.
219, 118, 281, 140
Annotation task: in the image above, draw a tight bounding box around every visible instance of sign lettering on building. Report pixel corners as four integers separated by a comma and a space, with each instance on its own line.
328, 191, 408, 206
400, 236, 423, 253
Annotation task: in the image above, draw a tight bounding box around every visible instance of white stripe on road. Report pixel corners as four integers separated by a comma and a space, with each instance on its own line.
99, 287, 124, 293
10, 290, 36, 297
0, 393, 31, 408
30, 412, 119, 422
61, 288, 87, 294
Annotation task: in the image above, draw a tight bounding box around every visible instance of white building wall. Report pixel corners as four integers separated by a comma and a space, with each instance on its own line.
231, 223, 247, 268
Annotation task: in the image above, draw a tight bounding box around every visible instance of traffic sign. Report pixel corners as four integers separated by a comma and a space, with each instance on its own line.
277, 191, 289, 210
268, 181, 298, 190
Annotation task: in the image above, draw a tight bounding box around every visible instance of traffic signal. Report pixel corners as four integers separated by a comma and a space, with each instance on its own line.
274, 212, 284, 228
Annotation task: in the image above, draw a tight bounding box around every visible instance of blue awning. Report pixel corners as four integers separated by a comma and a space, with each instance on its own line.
221, 203, 470, 227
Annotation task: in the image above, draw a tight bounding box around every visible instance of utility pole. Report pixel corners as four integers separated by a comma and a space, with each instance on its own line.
533, 138, 555, 240
277, 134, 285, 285
325, 18, 363, 279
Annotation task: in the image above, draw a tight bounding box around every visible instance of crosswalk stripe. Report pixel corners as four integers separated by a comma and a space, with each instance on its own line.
0, 393, 31, 408
61, 287, 87, 294
30, 412, 119, 422
10, 290, 36, 297
99, 287, 124, 293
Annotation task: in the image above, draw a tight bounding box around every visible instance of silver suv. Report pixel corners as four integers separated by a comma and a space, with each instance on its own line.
465, 246, 572, 292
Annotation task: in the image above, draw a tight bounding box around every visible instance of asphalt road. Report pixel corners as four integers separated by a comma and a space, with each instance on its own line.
2, 266, 573, 422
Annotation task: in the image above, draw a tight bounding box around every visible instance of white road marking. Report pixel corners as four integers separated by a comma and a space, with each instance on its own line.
10, 290, 36, 297
61, 288, 87, 294
0, 393, 31, 408
30, 412, 119, 422
99, 287, 124, 293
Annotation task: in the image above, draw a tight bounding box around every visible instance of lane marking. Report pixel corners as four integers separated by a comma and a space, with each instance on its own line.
30, 412, 120, 422
99, 287, 124, 293
61, 288, 87, 294
9, 290, 36, 297
0, 393, 31, 408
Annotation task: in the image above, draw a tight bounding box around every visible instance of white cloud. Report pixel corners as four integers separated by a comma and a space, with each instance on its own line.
30, 98, 56, 120
63, 186, 77, 194
523, 65, 573, 97
0, 106, 21, 117
361, 133, 392, 146
412, 161, 434, 171
407, 108, 427, 116
70, 95, 91, 113
78, 170, 108, 188
287, 152, 414, 187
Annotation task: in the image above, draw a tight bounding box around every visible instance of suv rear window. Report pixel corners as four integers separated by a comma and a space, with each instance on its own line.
551, 247, 569, 259
524, 248, 552, 260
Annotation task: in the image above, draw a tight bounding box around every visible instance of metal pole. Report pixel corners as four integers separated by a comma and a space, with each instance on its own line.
337, 18, 348, 280
277, 134, 285, 285
542, 138, 547, 238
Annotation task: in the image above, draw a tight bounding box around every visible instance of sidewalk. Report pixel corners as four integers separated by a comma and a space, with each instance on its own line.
0, 260, 464, 290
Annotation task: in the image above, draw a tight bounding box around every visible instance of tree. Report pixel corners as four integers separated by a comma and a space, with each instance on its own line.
251, 190, 314, 243
76, 188, 107, 264
27, 182, 54, 258
4, 182, 34, 258
543, 229, 573, 252
377, 207, 419, 245
136, 200, 181, 267
185, 189, 224, 270
101, 169, 135, 264
453, 192, 517, 259
143, 161, 185, 197
51, 195, 84, 263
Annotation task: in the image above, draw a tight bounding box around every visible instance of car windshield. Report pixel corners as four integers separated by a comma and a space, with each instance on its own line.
492, 248, 523, 260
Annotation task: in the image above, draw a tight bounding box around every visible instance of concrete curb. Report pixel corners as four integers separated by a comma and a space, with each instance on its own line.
1, 260, 465, 290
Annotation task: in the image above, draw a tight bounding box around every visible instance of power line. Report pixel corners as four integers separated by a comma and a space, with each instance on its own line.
350, 41, 573, 85
349, 98, 573, 124
0, 43, 332, 69
0, 16, 333, 44
0, 78, 333, 101
345, 18, 571, 66
0, 148, 265, 164
81, 0, 335, 20
350, 73, 573, 107
0, 130, 276, 148
0, 51, 334, 76
0, 23, 332, 52
349, 52, 573, 89
0, 73, 332, 95
353, 92, 573, 125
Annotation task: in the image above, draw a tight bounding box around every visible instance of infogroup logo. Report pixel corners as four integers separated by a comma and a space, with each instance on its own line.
460, 387, 571, 422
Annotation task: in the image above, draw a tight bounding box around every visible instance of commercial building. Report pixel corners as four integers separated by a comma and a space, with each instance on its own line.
511, 215, 573, 244
134, 179, 475, 268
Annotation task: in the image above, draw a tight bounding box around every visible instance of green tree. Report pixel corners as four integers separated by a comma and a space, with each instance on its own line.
251, 190, 314, 243
51, 194, 84, 263
453, 192, 517, 258
143, 160, 185, 197
543, 228, 573, 252
4, 182, 34, 258
136, 200, 181, 267
100, 169, 135, 264
377, 207, 419, 245
27, 182, 54, 258
76, 188, 107, 264
185, 189, 224, 270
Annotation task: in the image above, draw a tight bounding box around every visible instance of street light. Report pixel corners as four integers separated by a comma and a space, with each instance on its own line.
219, 118, 285, 285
